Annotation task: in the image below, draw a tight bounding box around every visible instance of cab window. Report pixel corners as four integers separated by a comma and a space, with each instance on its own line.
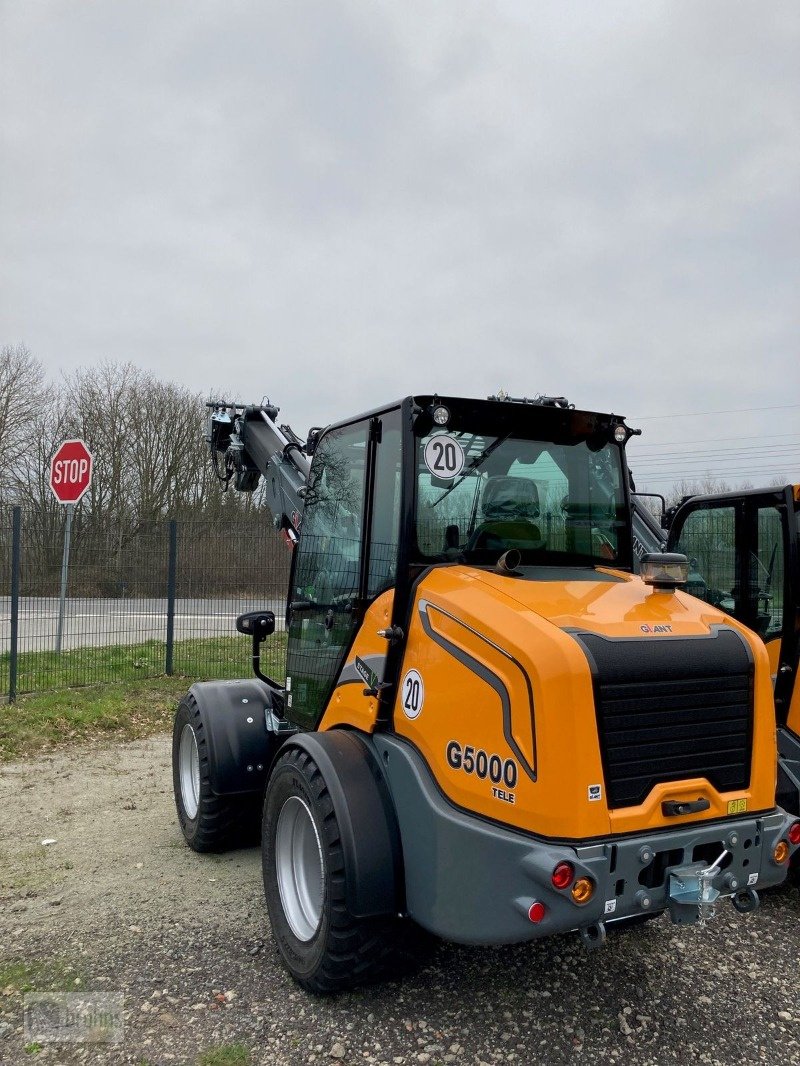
754, 505, 785, 641
672, 505, 739, 613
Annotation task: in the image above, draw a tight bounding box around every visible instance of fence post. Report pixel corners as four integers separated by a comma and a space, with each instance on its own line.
9, 507, 21, 702
165, 519, 177, 675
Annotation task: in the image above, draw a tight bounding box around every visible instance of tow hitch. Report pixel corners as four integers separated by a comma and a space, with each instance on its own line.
667, 848, 731, 924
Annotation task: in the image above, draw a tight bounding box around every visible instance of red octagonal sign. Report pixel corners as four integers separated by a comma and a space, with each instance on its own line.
50, 439, 93, 504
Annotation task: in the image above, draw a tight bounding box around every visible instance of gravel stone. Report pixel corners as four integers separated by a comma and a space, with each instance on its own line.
0, 735, 798, 1066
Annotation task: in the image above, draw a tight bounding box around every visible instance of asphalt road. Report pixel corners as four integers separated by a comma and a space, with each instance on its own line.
0, 597, 286, 652
1, 735, 799, 1066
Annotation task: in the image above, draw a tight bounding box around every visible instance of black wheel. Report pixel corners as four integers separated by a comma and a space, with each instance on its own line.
262, 745, 430, 993
172, 694, 261, 852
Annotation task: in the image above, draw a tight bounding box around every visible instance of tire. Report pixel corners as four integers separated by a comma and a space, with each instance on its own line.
172, 694, 261, 853
262, 745, 430, 993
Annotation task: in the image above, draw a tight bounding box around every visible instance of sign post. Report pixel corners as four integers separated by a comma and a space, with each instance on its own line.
55, 504, 74, 654
49, 440, 93, 654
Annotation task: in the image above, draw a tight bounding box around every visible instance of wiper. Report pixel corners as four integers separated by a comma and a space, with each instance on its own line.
432, 433, 511, 507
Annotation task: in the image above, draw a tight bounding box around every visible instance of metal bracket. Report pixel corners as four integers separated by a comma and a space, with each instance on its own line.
579, 921, 607, 949
731, 887, 760, 914
377, 626, 404, 644
265, 709, 298, 736
667, 848, 728, 925
363, 682, 393, 699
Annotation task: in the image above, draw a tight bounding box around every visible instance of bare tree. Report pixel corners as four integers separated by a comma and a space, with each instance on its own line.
3, 359, 282, 595
0, 343, 49, 498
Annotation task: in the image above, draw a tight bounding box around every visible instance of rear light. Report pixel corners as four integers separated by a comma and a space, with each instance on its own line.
789, 822, 800, 846
571, 877, 595, 904
551, 861, 575, 890
528, 901, 546, 923
773, 840, 790, 864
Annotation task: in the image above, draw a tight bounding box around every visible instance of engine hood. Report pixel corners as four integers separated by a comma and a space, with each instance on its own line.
466, 564, 732, 638
392, 562, 776, 840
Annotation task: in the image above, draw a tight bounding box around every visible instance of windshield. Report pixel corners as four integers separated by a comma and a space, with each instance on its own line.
415, 429, 629, 567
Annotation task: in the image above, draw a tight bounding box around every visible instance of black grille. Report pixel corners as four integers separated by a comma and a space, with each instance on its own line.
573, 628, 753, 809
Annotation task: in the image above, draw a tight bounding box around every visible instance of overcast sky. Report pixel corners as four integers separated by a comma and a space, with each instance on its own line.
1, 1, 798, 493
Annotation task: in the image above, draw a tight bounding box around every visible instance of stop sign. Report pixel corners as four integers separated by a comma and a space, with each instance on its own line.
49, 439, 93, 504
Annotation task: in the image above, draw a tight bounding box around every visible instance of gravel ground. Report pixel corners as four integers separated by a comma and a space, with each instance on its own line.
1, 736, 799, 1066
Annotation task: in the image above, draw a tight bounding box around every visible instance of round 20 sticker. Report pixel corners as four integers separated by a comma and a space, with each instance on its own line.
401, 669, 424, 720
423, 433, 464, 479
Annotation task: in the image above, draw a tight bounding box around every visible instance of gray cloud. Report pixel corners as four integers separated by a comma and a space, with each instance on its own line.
1, 0, 798, 490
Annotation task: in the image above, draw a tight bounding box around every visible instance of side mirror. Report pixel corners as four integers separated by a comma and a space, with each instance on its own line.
236, 610, 275, 642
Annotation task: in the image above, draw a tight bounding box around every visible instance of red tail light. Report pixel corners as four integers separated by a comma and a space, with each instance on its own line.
528, 901, 546, 923
551, 861, 575, 890
789, 822, 800, 846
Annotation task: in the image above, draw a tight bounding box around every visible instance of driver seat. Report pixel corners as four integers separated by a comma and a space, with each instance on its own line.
467, 476, 545, 552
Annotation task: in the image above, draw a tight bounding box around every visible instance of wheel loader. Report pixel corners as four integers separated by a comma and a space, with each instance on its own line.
631, 482, 800, 828
172, 394, 799, 991
663, 485, 800, 823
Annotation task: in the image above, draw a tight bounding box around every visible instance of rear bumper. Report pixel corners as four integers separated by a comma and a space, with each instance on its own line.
374, 735, 798, 945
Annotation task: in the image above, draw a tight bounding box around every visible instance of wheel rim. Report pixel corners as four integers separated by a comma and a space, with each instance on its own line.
275, 795, 324, 941
178, 723, 201, 820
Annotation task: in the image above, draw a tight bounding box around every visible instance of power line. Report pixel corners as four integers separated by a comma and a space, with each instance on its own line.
633, 459, 798, 472
632, 449, 800, 466
640, 447, 800, 460
635, 461, 797, 472
632, 456, 799, 469
631, 469, 797, 481
632, 440, 800, 457
631, 403, 800, 419
632, 453, 799, 464
633, 431, 800, 449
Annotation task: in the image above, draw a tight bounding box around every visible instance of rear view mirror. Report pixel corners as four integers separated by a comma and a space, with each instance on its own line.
236, 610, 275, 642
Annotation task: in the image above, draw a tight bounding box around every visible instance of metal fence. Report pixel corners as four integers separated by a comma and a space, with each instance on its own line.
0, 506, 292, 700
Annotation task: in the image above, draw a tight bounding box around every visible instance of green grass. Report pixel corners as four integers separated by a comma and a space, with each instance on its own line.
0, 633, 287, 762
0, 958, 82, 994
0, 678, 188, 762
197, 1046, 251, 1066
1, 633, 288, 695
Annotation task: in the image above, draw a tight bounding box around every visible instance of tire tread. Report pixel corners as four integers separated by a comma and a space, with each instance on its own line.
264, 746, 431, 993
173, 694, 261, 853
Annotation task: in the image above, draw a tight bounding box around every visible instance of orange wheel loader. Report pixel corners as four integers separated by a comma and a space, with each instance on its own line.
172, 394, 799, 992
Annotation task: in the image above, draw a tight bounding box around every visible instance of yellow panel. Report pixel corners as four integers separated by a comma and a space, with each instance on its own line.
390, 565, 778, 839
765, 636, 782, 675
787, 669, 800, 737
319, 590, 394, 733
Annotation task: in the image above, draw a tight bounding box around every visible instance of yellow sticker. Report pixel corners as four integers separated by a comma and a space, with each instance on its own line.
727, 798, 748, 814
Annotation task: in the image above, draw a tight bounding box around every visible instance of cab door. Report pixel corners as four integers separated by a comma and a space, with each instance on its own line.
284, 418, 373, 730
283, 411, 404, 731
668, 487, 798, 727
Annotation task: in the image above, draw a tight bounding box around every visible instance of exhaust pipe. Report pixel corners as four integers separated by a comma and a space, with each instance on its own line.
496, 549, 522, 574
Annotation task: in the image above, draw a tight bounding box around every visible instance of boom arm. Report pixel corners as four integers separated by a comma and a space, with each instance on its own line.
204, 394, 667, 561
205, 401, 315, 542
631, 495, 667, 562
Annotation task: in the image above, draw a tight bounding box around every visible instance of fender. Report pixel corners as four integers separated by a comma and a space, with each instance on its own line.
189, 679, 285, 796
286, 731, 402, 918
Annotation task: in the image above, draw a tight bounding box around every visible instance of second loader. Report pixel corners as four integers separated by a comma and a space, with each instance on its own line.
665, 485, 800, 825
